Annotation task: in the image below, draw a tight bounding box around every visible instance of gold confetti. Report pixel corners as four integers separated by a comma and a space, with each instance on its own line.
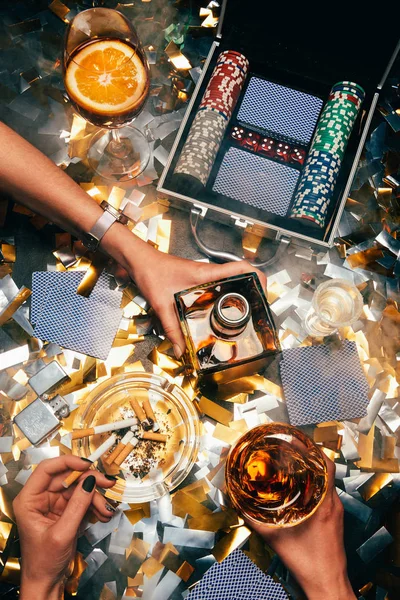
242, 230, 263, 258
176, 561, 195, 582
156, 219, 172, 254
188, 509, 239, 532
0, 287, 31, 326
172, 490, 212, 518
212, 525, 251, 563
65, 552, 88, 596
213, 423, 241, 445
76, 253, 108, 298
357, 473, 393, 502
197, 396, 232, 425
165, 42, 192, 71
140, 557, 163, 578
49, 0, 70, 22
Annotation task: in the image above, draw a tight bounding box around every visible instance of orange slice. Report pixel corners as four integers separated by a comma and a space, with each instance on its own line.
65, 39, 147, 115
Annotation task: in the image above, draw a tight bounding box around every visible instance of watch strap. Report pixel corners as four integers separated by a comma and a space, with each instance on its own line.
84, 210, 117, 252
100, 200, 129, 225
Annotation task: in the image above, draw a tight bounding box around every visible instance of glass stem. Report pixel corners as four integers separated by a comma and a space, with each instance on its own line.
112, 129, 122, 147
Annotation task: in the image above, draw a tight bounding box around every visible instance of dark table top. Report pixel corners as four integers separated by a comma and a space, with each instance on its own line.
1, 1, 400, 599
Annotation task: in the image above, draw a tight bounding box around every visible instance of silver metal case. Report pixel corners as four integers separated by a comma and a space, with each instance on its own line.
158, 2, 400, 253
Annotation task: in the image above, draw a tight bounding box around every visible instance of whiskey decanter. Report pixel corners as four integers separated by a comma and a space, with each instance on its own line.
175, 273, 280, 386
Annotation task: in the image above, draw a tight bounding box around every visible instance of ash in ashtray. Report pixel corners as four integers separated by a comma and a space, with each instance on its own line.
115, 405, 171, 478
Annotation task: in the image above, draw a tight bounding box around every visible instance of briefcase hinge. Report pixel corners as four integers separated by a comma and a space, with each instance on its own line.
191, 205, 208, 218
275, 233, 291, 245
231, 216, 254, 230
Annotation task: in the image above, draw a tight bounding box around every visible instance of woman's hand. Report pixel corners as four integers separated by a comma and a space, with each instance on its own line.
102, 223, 266, 359
13, 456, 117, 600
245, 457, 356, 600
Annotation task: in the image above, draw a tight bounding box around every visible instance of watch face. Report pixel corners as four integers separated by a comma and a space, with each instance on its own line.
85, 234, 99, 252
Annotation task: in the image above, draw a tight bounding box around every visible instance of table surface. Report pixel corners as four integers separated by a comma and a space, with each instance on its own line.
1, 1, 400, 599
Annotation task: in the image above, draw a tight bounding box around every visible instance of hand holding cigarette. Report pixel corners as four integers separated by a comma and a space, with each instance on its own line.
13, 456, 117, 600
63, 434, 117, 488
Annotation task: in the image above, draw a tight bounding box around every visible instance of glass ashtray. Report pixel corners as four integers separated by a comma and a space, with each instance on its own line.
72, 372, 200, 503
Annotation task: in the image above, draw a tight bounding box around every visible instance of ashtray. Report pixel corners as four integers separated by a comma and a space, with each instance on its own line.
72, 372, 200, 503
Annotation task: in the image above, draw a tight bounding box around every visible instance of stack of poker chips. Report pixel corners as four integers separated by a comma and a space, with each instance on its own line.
173, 50, 249, 193
289, 81, 365, 227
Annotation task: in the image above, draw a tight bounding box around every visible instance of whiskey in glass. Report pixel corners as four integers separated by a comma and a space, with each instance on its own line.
226, 423, 328, 527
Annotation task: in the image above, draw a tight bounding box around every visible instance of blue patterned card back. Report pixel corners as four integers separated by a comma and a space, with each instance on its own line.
281, 340, 369, 425
237, 77, 323, 144
212, 147, 299, 216
187, 549, 288, 600
32, 271, 123, 360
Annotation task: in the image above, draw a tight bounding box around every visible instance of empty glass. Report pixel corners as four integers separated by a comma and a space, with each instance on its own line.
304, 278, 363, 337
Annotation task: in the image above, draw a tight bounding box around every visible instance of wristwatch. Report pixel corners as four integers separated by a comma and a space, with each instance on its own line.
82, 201, 129, 252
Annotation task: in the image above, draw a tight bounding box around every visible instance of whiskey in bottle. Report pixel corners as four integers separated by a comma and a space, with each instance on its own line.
225, 423, 328, 527
174, 273, 280, 385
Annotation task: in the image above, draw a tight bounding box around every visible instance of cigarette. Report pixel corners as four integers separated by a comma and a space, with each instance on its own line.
142, 399, 160, 432
130, 398, 152, 431
71, 418, 138, 440
105, 430, 135, 466
142, 399, 156, 422
141, 431, 168, 443
114, 437, 139, 467
62, 434, 117, 489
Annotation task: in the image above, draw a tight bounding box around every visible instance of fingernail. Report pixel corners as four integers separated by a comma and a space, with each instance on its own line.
104, 474, 117, 481
80, 457, 92, 463
173, 344, 183, 359
82, 475, 96, 493
105, 503, 117, 512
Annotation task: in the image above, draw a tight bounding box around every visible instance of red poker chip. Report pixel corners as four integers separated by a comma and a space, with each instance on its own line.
202, 97, 235, 108
214, 63, 245, 71
206, 87, 240, 94
205, 88, 241, 99
200, 100, 230, 110
217, 54, 248, 68
209, 74, 245, 85
212, 65, 246, 75
207, 82, 243, 95
200, 98, 230, 108
218, 52, 247, 62
328, 90, 360, 101
201, 97, 232, 106
327, 93, 361, 107
216, 60, 248, 71
212, 70, 244, 81
206, 85, 240, 94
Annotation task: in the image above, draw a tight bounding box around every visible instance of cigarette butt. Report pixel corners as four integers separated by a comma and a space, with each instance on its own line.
62, 435, 117, 488
114, 440, 137, 466
130, 398, 147, 422
143, 399, 156, 422
105, 443, 125, 466
72, 428, 95, 440
142, 432, 168, 443
62, 467, 91, 489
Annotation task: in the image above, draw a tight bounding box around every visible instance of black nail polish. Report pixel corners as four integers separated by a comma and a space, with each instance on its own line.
105, 504, 117, 512
104, 474, 117, 481
80, 457, 93, 463
82, 475, 96, 493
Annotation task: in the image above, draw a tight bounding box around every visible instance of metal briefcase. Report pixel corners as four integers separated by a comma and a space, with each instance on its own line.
157, 0, 400, 265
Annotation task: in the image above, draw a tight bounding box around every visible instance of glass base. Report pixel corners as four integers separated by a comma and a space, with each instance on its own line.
303, 308, 337, 338
88, 126, 150, 181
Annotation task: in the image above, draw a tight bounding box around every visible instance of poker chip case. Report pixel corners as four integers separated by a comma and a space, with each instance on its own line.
158, 0, 400, 257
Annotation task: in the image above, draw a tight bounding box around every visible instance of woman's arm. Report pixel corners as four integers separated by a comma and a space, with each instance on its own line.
0, 122, 265, 357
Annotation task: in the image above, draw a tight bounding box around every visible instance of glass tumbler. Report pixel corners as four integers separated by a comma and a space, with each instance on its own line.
304, 278, 363, 337
225, 423, 328, 527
